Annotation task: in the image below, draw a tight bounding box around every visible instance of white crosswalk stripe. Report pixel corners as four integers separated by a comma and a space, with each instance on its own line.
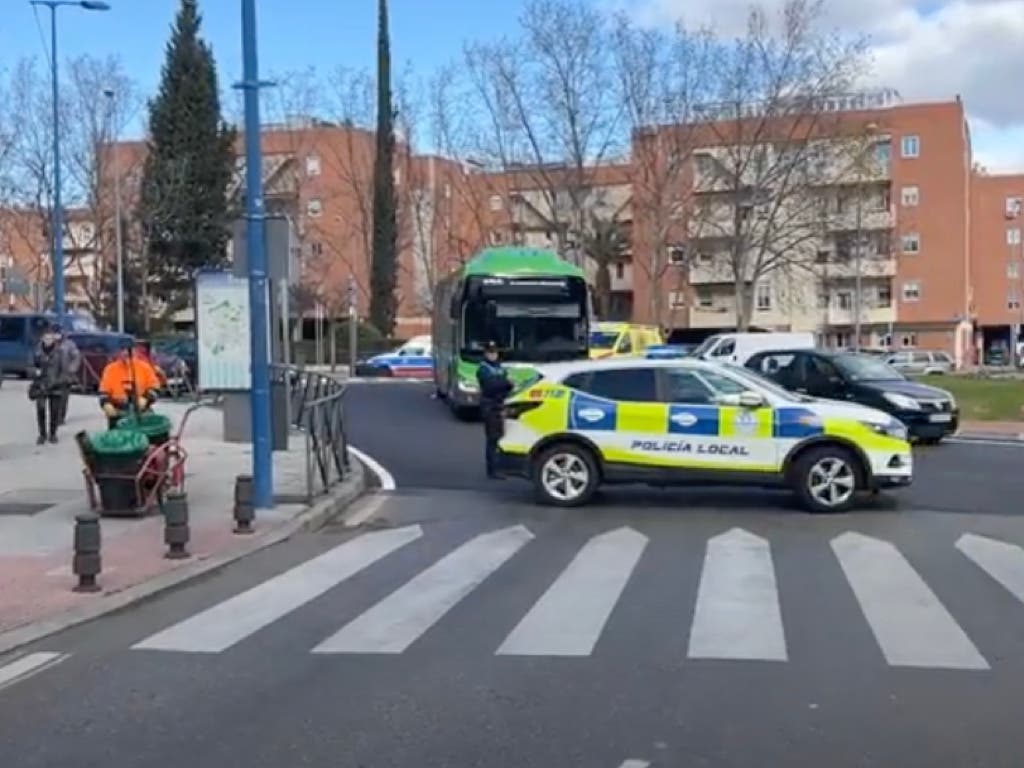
133, 525, 423, 653
687, 528, 787, 662
312, 525, 534, 654
956, 533, 1024, 606
126, 524, 1024, 670
832, 532, 989, 670
497, 527, 648, 657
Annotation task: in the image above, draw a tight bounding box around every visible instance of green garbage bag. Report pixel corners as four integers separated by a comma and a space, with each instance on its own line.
114, 412, 172, 440
87, 428, 150, 456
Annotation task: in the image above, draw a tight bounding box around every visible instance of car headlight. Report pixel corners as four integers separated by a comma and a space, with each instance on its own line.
457, 379, 479, 393
882, 392, 920, 410
861, 419, 908, 441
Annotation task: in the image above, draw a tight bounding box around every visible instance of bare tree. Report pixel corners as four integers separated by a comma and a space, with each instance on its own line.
580, 213, 629, 317
686, 0, 869, 330
462, 0, 624, 262
611, 17, 716, 327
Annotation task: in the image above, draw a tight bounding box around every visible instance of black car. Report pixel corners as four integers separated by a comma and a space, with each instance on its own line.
746, 348, 959, 443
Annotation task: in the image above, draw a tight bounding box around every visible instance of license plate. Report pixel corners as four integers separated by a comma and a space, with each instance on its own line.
929, 413, 952, 423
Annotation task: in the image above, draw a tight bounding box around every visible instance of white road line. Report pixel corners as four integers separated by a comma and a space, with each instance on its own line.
688, 527, 787, 662
957, 533, 1024, 605
347, 445, 396, 491
313, 525, 534, 654
133, 525, 423, 653
497, 527, 647, 657
832, 532, 988, 670
0, 652, 68, 691
618, 761, 651, 768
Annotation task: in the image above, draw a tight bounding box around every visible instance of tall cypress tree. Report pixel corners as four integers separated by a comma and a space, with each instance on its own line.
139, 0, 236, 315
369, 0, 398, 335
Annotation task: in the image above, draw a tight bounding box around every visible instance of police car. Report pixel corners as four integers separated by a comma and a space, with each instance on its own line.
496, 357, 912, 513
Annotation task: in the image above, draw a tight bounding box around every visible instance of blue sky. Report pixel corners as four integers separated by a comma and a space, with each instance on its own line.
3, 0, 1021, 172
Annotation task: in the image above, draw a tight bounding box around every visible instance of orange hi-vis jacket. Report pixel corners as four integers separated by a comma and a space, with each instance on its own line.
98, 356, 161, 406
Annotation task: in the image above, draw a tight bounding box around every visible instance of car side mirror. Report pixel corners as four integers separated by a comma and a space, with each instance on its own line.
717, 391, 765, 409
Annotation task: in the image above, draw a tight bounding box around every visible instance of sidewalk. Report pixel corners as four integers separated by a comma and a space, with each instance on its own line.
0, 380, 364, 654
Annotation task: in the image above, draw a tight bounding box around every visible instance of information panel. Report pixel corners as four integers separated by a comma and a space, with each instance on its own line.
196, 271, 252, 391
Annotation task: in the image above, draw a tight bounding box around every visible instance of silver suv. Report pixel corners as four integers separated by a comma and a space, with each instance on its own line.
884, 350, 954, 375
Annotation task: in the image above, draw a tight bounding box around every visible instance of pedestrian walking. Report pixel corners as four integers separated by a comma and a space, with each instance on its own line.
30, 325, 71, 445
54, 326, 81, 425
476, 341, 513, 479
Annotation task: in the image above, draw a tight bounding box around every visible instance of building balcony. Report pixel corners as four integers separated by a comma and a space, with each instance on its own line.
822, 305, 896, 326
826, 206, 894, 232
818, 256, 897, 279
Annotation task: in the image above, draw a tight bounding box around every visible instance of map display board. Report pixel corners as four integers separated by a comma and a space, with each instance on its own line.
196, 271, 252, 391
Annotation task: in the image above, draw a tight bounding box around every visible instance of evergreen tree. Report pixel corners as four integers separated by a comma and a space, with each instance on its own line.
369, 0, 398, 335
138, 0, 236, 315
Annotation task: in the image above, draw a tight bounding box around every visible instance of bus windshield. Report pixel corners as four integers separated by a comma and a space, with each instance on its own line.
459, 276, 589, 362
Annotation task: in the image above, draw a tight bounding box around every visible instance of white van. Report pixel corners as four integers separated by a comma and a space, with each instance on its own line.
692, 332, 815, 365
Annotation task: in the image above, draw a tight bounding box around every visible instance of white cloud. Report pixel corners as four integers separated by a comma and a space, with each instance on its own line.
615, 0, 1024, 172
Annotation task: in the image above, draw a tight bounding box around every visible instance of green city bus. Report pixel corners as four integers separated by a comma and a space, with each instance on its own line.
432, 247, 592, 418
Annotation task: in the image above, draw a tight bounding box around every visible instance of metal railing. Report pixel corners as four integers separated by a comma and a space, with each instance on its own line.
270, 364, 350, 502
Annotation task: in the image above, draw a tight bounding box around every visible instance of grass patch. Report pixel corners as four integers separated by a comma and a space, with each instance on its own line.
912, 375, 1024, 422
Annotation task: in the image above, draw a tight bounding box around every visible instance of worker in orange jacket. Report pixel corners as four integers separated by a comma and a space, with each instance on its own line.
98, 340, 162, 429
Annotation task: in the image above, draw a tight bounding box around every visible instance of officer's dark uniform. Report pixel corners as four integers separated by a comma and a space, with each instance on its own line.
476, 343, 513, 478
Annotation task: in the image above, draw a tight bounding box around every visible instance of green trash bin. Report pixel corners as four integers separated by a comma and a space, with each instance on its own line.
115, 412, 173, 446
86, 429, 150, 512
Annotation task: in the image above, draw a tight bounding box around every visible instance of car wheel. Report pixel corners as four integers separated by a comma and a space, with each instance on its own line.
792, 445, 861, 514
532, 442, 599, 507
919, 435, 943, 446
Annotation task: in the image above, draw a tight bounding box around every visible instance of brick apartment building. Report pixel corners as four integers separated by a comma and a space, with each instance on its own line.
3, 96, 1021, 363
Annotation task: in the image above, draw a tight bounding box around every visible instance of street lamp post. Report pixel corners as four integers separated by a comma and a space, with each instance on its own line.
29, 0, 111, 317
239, 0, 273, 509
103, 88, 124, 332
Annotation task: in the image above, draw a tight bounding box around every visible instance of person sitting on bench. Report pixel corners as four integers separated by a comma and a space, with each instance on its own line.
98, 340, 161, 429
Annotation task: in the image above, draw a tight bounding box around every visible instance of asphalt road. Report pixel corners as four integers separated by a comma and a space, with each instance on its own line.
2, 379, 1024, 767
342, 380, 1024, 517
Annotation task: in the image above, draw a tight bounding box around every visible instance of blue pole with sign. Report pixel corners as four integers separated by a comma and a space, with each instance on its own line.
240, 0, 272, 508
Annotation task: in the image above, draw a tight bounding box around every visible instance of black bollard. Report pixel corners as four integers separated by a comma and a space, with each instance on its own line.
72, 512, 101, 593
233, 474, 255, 534
163, 491, 191, 559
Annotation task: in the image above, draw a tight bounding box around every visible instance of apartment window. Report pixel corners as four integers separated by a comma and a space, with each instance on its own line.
669, 290, 687, 309
615, 262, 625, 280
1008, 228, 1022, 245
305, 154, 321, 177
697, 289, 713, 308
901, 135, 920, 158
1006, 197, 1022, 218
306, 198, 323, 218
900, 186, 919, 207
489, 195, 503, 211
393, 168, 401, 186
816, 291, 829, 309
901, 233, 920, 254
1008, 262, 1019, 279
836, 291, 853, 310
874, 141, 891, 167
1010, 291, 1021, 311
443, 183, 451, 199
755, 282, 772, 311
901, 333, 917, 348
877, 283, 892, 307
309, 241, 323, 258
902, 281, 921, 302
489, 229, 504, 245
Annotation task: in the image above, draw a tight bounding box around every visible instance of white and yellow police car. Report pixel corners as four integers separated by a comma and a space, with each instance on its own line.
496, 357, 912, 513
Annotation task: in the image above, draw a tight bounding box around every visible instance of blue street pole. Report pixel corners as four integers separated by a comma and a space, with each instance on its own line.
30, 0, 110, 317
240, 0, 273, 509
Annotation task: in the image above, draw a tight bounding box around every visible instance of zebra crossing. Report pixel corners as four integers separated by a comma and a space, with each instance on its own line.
130, 523, 1024, 670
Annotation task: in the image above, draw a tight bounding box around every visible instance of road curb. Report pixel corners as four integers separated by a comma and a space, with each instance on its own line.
0, 460, 368, 659
954, 431, 1024, 443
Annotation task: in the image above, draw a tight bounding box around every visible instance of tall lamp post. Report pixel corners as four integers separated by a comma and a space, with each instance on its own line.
239, 0, 273, 509
29, 0, 111, 317
103, 88, 124, 332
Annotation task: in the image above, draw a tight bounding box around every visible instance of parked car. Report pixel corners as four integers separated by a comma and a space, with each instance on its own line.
68, 331, 145, 392
149, 335, 197, 394
588, 322, 663, 359
885, 349, 954, 375
746, 348, 959, 444
353, 335, 433, 378
691, 331, 815, 366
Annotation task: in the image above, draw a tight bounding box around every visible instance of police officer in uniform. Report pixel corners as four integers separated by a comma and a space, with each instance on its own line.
476, 341, 513, 479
